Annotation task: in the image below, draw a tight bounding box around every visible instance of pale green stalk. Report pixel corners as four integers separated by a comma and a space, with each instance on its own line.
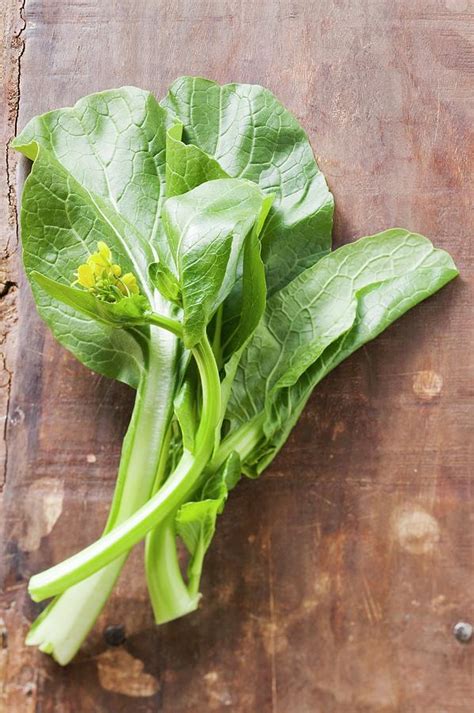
26, 320, 179, 664
28, 334, 220, 602
144, 412, 265, 624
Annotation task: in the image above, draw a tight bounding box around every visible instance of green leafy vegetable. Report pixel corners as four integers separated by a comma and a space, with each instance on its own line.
12, 79, 457, 665
160, 177, 272, 347
162, 77, 334, 294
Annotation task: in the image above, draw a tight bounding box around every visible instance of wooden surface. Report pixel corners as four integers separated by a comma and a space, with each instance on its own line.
1, 1, 473, 711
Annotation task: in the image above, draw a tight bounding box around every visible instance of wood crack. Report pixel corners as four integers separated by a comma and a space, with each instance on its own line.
1, 0, 26, 492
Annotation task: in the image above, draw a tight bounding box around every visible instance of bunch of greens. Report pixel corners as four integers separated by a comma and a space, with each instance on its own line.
13, 78, 457, 665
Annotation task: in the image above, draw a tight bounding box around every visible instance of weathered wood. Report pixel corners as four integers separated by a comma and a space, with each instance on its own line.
0, 0, 26, 706
1, 1, 473, 711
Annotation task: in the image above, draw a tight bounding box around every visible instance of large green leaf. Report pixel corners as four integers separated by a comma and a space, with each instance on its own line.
18, 145, 159, 386
162, 77, 334, 294
161, 178, 272, 347
13, 87, 170, 248
226, 229, 458, 452
13, 87, 172, 387
249, 258, 457, 474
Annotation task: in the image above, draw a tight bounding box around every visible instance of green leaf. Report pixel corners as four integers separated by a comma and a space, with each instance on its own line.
31, 272, 150, 327
176, 452, 241, 594
18, 144, 159, 386
162, 177, 271, 347
220, 193, 273, 356
202, 450, 241, 499
226, 229, 458, 453
162, 77, 334, 293
149, 261, 182, 305
166, 123, 228, 198
164, 123, 271, 353
13, 87, 174, 387
13, 86, 171, 248
262, 260, 458, 469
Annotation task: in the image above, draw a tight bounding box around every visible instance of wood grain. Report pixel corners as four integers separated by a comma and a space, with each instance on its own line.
1, 1, 473, 711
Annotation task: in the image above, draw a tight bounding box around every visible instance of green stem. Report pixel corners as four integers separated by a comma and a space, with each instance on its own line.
211, 413, 265, 471
147, 311, 183, 337
144, 412, 266, 624
28, 335, 220, 603
26, 324, 179, 664
211, 304, 223, 368
144, 423, 199, 624
145, 516, 200, 624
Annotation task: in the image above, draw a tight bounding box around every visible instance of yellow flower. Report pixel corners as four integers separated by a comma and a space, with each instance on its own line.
73, 241, 140, 302
97, 241, 112, 261
86, 241, 113, 275
87, 253, 107, 274
76, 263, 96, 289
120, 272, 139, 295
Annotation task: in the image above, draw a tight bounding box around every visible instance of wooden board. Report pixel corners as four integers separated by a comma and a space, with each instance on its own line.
1, 1, 473, 710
